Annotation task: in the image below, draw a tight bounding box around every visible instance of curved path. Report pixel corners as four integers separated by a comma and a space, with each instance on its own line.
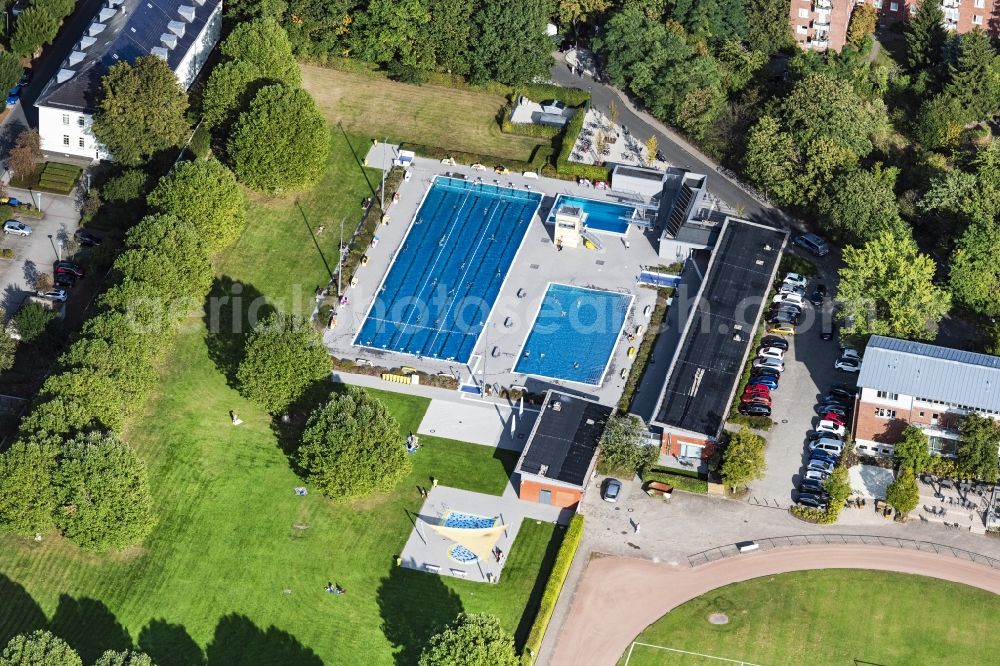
549, 545, 1000, 666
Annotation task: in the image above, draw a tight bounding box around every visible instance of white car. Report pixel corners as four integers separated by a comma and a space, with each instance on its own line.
803, 469, 830, 482
783, 273, 808, 290
816, 420, 846, 437
756, 347, 784, 361
753, 357, 784, 372
779, 282, 806, 296
835, 357, 861, 372
840, 347, 862, 361
807, 459, 836, 474
773, 293, 804, 306
38, 288, 68, 303
3, 220, 31, 236
809, 438, 844, 455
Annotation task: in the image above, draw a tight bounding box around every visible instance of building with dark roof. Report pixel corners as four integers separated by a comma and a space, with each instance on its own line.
515, 390, 613, 508
650, 217, 787, 460
35, 0, 222, 159
853, 336, 1000, 458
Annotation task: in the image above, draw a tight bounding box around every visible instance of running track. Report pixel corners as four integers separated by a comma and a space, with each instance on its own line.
549, 546, 1000, 665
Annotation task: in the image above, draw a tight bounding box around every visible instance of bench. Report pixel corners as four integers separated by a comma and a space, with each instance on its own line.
424, 564, 441, 573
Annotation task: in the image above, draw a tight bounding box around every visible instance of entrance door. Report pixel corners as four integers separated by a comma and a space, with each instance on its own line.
538, 489, 552, 505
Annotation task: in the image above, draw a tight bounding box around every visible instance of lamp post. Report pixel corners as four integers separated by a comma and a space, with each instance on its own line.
47, 234, 59, 260
379, 136, 388, 211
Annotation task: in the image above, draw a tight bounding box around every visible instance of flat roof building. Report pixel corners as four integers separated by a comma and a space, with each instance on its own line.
515, 390, 613, 509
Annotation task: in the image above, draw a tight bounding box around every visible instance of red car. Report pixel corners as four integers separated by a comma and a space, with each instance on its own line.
822, 412, 846, 426
742, 393, 771, 406
743, 384, 770, 396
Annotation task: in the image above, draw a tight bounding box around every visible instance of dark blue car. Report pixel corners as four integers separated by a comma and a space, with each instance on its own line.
6, 85, 21, 106
748, 377, 778, 391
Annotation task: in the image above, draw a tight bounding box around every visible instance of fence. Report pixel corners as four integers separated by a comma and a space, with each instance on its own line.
687, 533, 1000, 569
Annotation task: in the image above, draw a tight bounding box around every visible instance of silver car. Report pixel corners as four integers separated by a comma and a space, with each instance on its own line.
38, 288, 68, 303
3, 220, 31, 236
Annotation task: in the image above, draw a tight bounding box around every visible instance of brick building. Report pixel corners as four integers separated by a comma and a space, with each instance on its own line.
852, 336, 1000, 457
791, 0, 1000, 53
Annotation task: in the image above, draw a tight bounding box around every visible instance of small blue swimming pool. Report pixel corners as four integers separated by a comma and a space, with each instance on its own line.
443, 512, 497, 529
548, 194, 636, 235
515, 284, 633, 385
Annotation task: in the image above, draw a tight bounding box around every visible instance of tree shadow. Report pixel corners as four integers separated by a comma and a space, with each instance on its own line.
336, 123, 379, 199
511, 526, 565, 650
376, 560, 464, 666
202, 276, 273, 387
269, 376, 338, 471
49, 595, 132, 664
138, 619, 205, 666
0, 574, 46, 648
294, 200, 333, 281
205, 614, 322, 666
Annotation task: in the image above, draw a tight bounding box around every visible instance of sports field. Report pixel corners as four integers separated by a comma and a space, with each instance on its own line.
0, 131, 563, 665
619, 570, 1000, 665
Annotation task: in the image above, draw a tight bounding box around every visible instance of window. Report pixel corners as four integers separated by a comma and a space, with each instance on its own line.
875, 408, 896, 419
874, 0, 883, 7
919, 411, 925, 417
876, 390, 899, 401
797, 24, 808, 33
910, 4, 917, 13
928, 435, 958, 457
889, 1, 898, 10
975, 0, 985, 7
798, 7, 810, 17
78, 137, 85, 148
973, 13, 983, 23
77, 116, 85, 127
61, 114, 69, 125
62, 135, 69, 146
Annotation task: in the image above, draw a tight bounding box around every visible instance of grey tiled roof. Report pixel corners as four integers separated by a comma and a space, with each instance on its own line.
858, 336, 1000, 411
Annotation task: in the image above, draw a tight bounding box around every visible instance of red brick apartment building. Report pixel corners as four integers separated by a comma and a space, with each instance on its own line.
852, 336, 1000, 457
791, 0, 1000, 52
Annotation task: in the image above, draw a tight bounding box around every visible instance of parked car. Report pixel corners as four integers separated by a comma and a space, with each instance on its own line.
54, 261, 85, 278
816, 420, 846, 437
6, 84, 21, 106
799, 479, 828, 496
819, 393, 851, 407
783, 273, 809, 290
748, 377, 779, 392
38, 288, 68, 302
793, 233, 830, 257
753, 357, 784, 372
767, 322, 795, 336
807, 459, 836, 474
54, 272, 77, 288
74, 229, 103, 246
757, 346, 784, 361
773, 293, 805, 306
797, 493, 827, 509
760, 335, 789, 351
809, 449, 840, 464
770, 302, 803, 315
767, 312, 799, 326
807, 429, 843, 442
3, 220, 31, 236
809, 439, 844, 455
835, 357, 861, 372
779, 282, 806, 296
809, 284, 827, 307
739, 403, 771, 417
803, 469, 831, 482
744, 384, 771, 396
750, 365, 781, 377
829, 384, 858, 400
821, 411, 848, 426
602, 478, 622, 503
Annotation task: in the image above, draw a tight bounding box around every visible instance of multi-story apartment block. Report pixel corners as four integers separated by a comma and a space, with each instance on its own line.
852, 336, 1000, 458
791, 0, 1000, 53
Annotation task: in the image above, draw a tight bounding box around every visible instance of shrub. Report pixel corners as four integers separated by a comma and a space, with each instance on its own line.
420, 613, 517, 666
618, 290, 670, 412
93, 651, 155, 666
778, 253, 817, 278
10, 7, 59, 58
296, 386, 410, 499
521, 514, 584, 664
642, 468, 709, 493
721, 426, 767, 492
101, 169, 150, 203
0, 630, 81, 666
14, 302, 57, 342
597, 414, 654, 476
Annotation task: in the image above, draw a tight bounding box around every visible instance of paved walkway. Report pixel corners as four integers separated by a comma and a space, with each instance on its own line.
417, 398, 536, 450
550, 545, 1000, 666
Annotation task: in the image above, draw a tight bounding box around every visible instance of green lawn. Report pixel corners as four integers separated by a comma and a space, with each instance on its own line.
0, 131, 562, 665
620, 570, 1000, 666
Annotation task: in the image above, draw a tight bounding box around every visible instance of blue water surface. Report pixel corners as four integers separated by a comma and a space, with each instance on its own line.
549, 194, 636, 235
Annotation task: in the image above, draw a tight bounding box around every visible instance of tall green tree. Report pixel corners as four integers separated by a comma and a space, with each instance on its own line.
236, 312, 331, 414
817, 165, 910, 245
202, 61, 266, 131
92, 56, 190, 165
93, 650, 155, 666
37, 369, 130, 433
421, 0, 475, 75
469, 0, 554, 86
352, 0, 431, 66
949, 218, 1000, 317
838, 232, 951, 340
958, 413, 1000, 482
225, 0, 287, 21
557, 0, 612, 34
905, 0, 946, 71
418, 613, 517, 666
0, 329, 15, 374
745, 0, 792, 55
846, 4, 877, 47
823, 466, 852, 514
894, 425, 932, 474
0, 52, 23, 99
943, 29, 1000, 124
0, 630, 81, 666
296, 387, 410, 499
743, 115, 799, 204
721, 426, 767, 493
114, 214, 213, 301
0, 441, 58, 537
597, 414, 653, 475
220, 18, 301, 85
10, 7, 59, 58
228, 84, 331, 192
886, 467, 920, 516
53, 432, 157, 551
914, 94, 965, 151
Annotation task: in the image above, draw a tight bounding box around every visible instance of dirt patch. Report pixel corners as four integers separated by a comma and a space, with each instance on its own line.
708, 612, 729, 625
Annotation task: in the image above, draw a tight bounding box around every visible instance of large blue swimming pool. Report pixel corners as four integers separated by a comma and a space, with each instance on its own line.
548, 194, 636, 235
355, 177, 541, 362
515, 284, 633, 385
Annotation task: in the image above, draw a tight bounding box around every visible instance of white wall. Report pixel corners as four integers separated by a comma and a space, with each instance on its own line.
176, 1, 223, 90
37, 105, 106, 160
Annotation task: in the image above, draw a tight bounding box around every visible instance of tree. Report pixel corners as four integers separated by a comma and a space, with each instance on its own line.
905, 0, 947, 71
10, 7, 59, 58
147, 159, 246, 253
943, 29, 1000, 124
716, 40, 767, 93
38, 368, 129, 433
53, 431, 156, 551
721, 426, 766, 492
0, 330, 15, 373
296, 386, 411, 499
14, 303, 57, 343
0, 441, 58, 537
114, 214, 213, 301
469, 0, 554, 86
93, 650, 155, 666
418, 613, 517, 666
0, 630, 81, 666
220, 18, 301, 85
59, 337, 157, 412
817, 165, 910, 245
202, 62, 262, 131
949, 219, 1000, 317
92, 56, 189, 165
0, 52, 24, 104
228, 84, 331, 192
34, 0, 75, 20
352, 0, 431, 66
914, 94, 965, 151
846, 4, 877, 48
557, 0, 611, 34
597, 414, 653, 475
894, 425, 931, 474
837, 232, 951, 340
101, 169, 150, 203
645, 135, 659, 164
886, 467, 920, 516
236, 312, 331, 414
958, 413, 1000, 482
421, 0, 475, 75
225, 0, 287, 21
743, 115, 799, 204
746, 0, 793, 55
823, 465, 852, 513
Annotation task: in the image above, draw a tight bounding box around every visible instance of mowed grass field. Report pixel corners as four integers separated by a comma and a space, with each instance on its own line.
301, 65, 548, 162
620, 570, 1000, 666
0, 131, 563, 665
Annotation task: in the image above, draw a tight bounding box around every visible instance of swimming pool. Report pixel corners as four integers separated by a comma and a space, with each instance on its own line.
355, 176, 541, 362
514, 284, 633, 385
548, 194, 636, 235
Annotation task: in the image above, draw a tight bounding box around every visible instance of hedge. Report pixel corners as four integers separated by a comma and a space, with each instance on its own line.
778, 253, 817, 279
618, 288, 671, 412
642, 468, 709, 493
500, 114, 562, 140
727, 322, 775, 430
3, 204, 44, 219
521, 514, 584, 665
553, 106, 610, 182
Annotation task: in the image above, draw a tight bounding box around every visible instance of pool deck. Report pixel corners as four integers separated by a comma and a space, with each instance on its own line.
325, 146, 665, 406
